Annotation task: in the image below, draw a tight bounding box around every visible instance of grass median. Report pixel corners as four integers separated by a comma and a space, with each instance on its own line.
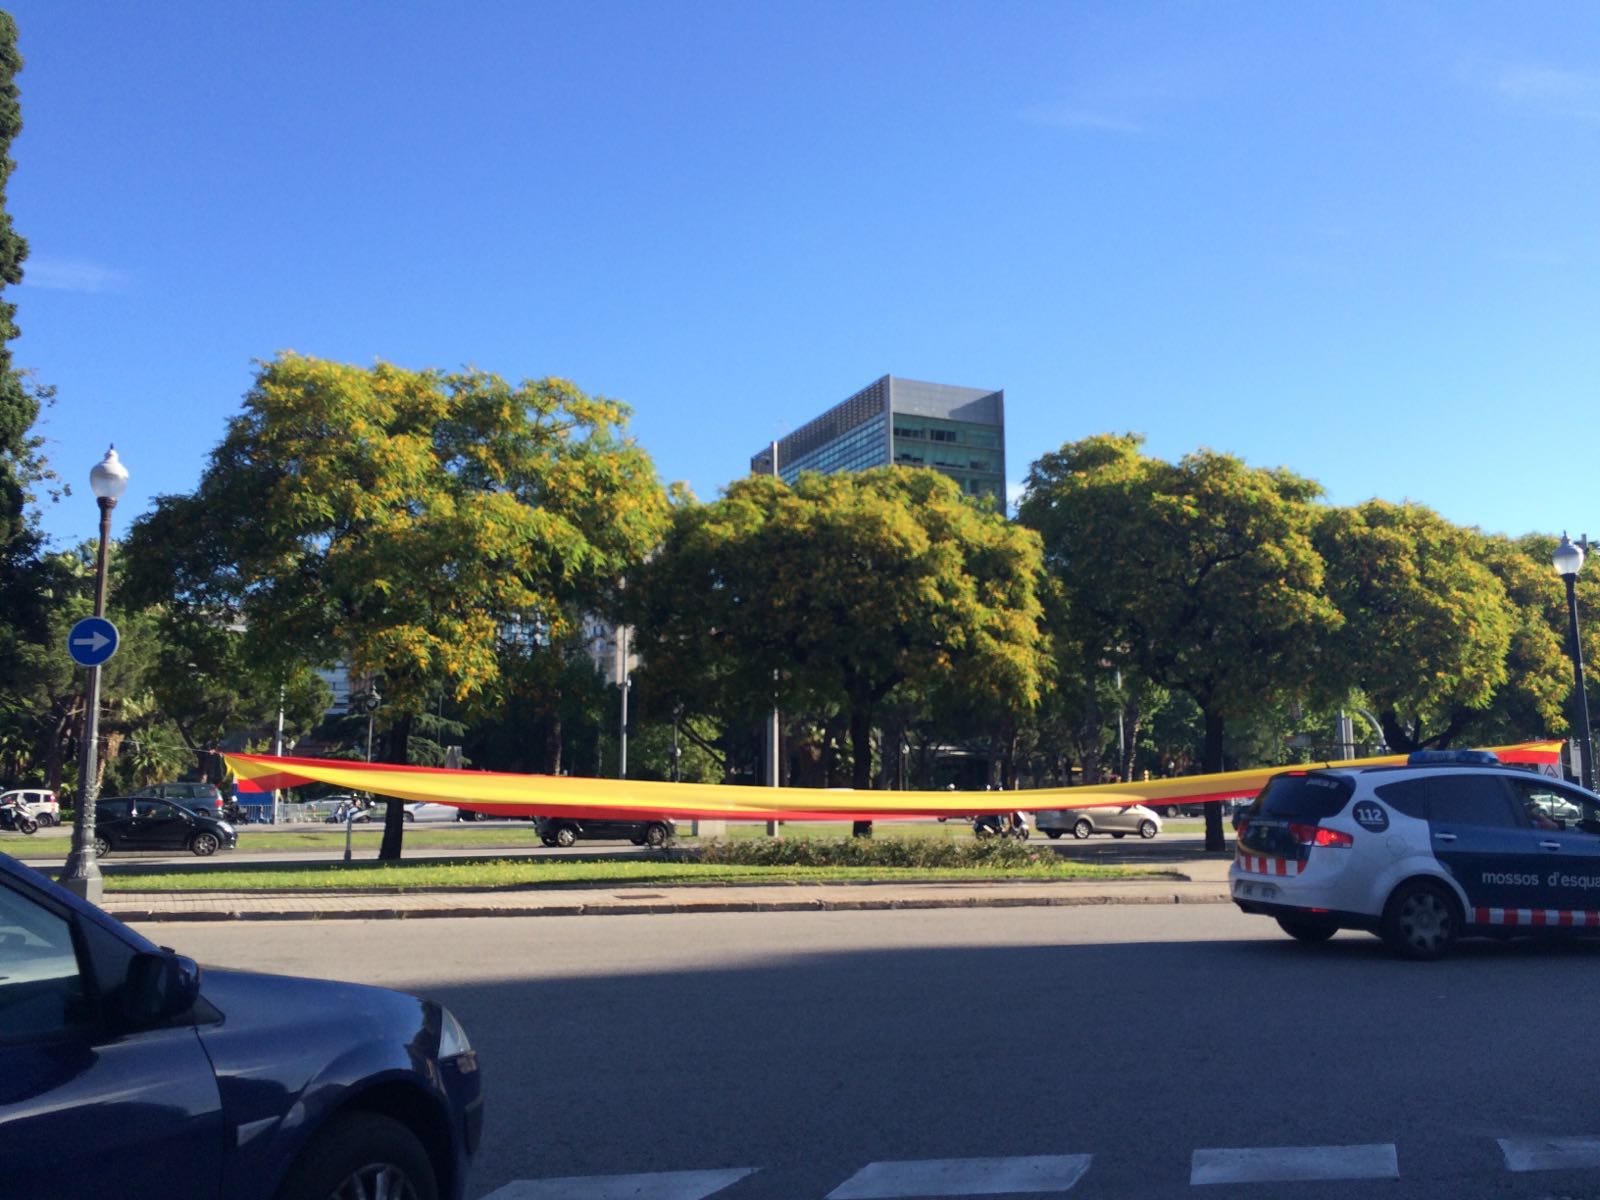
100, 836, 1172, 893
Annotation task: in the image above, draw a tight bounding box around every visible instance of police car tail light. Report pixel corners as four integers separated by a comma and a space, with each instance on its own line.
1288, 822, 1353, 848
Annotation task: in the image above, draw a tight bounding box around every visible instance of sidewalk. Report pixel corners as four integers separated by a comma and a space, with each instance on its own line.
102, 857, 1235, 922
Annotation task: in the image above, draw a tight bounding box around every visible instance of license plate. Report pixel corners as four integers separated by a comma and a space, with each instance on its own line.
1235, 881, 1279, 900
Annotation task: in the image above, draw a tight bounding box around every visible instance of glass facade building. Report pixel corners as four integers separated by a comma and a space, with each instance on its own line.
751, 376, 1005, 504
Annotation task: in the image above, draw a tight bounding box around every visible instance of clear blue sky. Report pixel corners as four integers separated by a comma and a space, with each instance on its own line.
9, 2, 1600, 552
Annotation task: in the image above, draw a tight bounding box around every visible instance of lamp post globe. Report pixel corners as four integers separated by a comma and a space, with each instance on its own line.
60, 446, 129, 901
1554, 532, 1594, 792
89, 445, 129, 502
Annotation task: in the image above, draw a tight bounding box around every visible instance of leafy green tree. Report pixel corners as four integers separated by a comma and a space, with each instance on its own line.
1314, 501, 1516, 751
123, 355, 672, 858
1019, 435, 1341, 850
0, 13, 59, 714
631, 467, 1049, 829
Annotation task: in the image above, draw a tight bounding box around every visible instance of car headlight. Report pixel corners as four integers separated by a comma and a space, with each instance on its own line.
439, 1006, 474, 1061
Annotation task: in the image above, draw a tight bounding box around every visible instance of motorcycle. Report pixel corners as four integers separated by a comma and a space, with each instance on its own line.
972, 811, 1029, 840
0, 800, 39, 835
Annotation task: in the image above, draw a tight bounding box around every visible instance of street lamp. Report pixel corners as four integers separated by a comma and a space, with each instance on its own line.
60, 447, 129, 902
1554, 533, 1594, 790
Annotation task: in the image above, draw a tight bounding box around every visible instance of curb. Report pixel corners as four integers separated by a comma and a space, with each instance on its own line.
105, 886, 1234, 922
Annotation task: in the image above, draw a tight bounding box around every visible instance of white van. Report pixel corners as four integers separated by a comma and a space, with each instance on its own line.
0, 788, 61, 826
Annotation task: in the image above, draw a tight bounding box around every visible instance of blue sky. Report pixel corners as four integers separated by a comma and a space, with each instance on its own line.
9, 2, 1600, 552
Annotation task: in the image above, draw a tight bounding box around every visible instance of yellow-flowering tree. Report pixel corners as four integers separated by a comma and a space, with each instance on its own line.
631, 468, 1049, 816
125, 353, 671, 858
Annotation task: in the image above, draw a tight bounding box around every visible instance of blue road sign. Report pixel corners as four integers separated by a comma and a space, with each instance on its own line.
66, 616, 120, 667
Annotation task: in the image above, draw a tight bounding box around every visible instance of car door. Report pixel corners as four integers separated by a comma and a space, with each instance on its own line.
0, 875, 224, 1198
1425, 773, 1550, 916
131, 799, 195, 851
1501, 777, 1600, 916
94, 799, 135, 848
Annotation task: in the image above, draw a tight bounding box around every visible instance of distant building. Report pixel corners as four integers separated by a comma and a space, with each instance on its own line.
751, 375, 1005, 504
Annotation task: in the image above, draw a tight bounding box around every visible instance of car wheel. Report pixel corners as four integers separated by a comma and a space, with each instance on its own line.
554, 826, 577, 848
1111, 832, 1126, 839
1138, 820, 1158, 839
189, 831, 220, 857
401, 811, 414, 822
275, 1112, 438, 1200
1045, 829, 1062, 839
92, 834, 110, 857
1072, 819, 1092, 840
1276, 917, 1338, 944
539, 835, 558, 848
1382, 879, 1460, 960
644, 823, 669, 848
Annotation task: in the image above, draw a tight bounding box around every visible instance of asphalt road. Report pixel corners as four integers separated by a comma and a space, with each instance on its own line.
137, 903, 1600, 1200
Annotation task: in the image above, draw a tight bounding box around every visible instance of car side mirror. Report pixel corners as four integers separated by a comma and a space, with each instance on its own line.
121, 951, 202, 1028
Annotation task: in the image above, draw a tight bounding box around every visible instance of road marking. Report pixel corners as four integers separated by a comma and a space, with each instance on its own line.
1499, 1136, 1600, 1171
826, 1156, 1093, 1198
479, 1168, 758, 1200
1190, 1144, 1398, 1185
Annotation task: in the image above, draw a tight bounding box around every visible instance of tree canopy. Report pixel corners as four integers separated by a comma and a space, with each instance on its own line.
1019, 434, 1341, 848
123, 354, 672, 857
631, 467, 1050, 799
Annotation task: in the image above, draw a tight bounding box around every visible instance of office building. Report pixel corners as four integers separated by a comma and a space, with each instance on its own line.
751, 375, 1005, 504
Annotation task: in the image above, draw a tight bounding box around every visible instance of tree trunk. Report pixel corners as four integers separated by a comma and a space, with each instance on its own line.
1202, 709, 1226, 852
378, 711, 414, 861
545, 714, 563, 775
850, 703, 873, 837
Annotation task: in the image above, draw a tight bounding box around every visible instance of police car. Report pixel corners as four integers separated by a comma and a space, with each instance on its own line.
1230, 750, 1600, 959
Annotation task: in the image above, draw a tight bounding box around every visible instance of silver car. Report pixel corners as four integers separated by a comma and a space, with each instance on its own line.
1036, 804, 1163, 840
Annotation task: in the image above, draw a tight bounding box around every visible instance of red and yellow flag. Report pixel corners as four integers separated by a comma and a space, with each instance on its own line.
224, 741, 1565, 822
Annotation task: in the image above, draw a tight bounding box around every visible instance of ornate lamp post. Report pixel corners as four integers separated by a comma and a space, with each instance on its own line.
60, 447, 129, 902
1554, 533, 1594, 790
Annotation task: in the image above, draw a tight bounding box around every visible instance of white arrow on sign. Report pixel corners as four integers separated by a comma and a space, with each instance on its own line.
72, 631, 111, 653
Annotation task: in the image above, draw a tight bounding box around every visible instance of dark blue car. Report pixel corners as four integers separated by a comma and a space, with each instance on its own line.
0, 852, 483, 1199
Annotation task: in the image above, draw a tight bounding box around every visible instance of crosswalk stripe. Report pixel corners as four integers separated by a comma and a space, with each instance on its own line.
478, 1168, 759, 1200
1190, 1144, 1398, 1185
1498, 1136, 1600, 1172
826, 1155, 1093, 1198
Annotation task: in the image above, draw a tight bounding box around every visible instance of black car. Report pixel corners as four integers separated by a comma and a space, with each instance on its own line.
94, 796, 239, 857
0, 850, 483, 1199
536, 815, 675, 848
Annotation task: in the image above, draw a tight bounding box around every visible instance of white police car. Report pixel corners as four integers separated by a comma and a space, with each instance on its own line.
1231, 750, 1600, 959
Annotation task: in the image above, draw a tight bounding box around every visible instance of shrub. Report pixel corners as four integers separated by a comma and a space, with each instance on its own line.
679, 836, 1049, 870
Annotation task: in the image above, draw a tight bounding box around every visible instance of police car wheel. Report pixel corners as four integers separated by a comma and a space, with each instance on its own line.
1275, 917, 1337, 944
1382, 880, 1460, 960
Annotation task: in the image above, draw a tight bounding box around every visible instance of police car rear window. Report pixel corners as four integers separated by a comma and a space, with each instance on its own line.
1256, 773, 1354, 819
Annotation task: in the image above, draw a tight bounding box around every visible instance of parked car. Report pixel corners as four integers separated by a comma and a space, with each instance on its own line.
131, 780, 224, 815
93, 796, 238, 857
0, 849, 483, 1198
536, 815, 675, 848
0, 788, 60, 826
1035, 804, 1163, 840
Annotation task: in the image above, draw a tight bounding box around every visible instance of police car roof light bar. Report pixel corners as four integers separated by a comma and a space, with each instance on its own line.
1405, 749, 1500, 766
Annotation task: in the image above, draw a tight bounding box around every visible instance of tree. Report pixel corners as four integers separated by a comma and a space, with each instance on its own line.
1314, 501, 1518, 751
0, 12, 57, 709
631, 467, 1049, 828
1019, 435, 1341, 850
123, 355, 672, 858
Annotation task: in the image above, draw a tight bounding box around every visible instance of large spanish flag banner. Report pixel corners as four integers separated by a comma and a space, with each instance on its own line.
225, 741, 1565, 822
